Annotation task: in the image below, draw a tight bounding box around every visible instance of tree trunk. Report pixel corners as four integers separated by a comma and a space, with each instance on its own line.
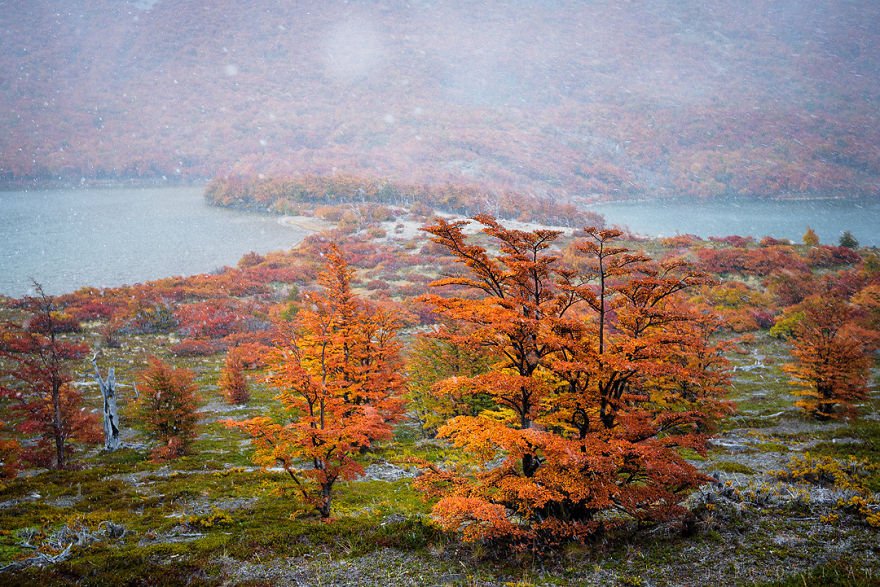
93, 359, 121, 451
319, 483, 332, 518
522, 453, 540, 478
52, 380, 65, 469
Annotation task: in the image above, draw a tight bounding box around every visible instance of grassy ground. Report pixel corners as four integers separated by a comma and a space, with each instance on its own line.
1, 318, 878, 584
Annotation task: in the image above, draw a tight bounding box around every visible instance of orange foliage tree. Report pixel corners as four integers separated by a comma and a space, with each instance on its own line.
783, 295, 874, 420
415, 217, 731, 548
0, 285, 100, 470
228, 246, 404, 518
138, 357, 200, 461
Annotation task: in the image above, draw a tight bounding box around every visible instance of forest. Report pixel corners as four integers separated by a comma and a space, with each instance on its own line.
0, 191, 878, 585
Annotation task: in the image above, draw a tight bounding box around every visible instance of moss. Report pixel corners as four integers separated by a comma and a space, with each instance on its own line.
1, 310, 878, 584
761, 558, 878, 587
18, 541, 226, 586
186, 509, 234, 529
677, 448, 707, 461
810, 418, 880, 491
755, 442, 790, 453
0, 541, 26, 566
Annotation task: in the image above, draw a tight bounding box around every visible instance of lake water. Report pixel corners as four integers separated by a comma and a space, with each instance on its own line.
0, 186, 309, 297
587, 197, 879, 247
1, 188, 877, 298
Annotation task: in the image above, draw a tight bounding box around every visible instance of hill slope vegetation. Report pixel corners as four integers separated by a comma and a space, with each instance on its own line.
2, 0, 880, 198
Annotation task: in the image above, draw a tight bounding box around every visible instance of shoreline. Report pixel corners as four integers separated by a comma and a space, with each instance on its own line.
3, 176, 877, 205
277, 215, 334, 233
0, 178, 208, 192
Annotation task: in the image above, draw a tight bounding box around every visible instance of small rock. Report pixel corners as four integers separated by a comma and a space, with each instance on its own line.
360, 461, 416, 482
380, 513, 406, 526
103, 521, 126, 539
709, 439, 750, 453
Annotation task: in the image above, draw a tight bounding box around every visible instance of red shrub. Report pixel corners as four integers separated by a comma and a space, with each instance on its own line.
170, 339, 223, 356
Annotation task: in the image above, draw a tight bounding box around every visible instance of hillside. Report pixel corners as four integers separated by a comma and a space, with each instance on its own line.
2, 0, 880, 199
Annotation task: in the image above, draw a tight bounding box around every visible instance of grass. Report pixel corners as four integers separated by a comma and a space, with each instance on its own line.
810, 413, 880, 492
754, 442, 790, 453
2, 319, 878, 585
761, 558, 879, 587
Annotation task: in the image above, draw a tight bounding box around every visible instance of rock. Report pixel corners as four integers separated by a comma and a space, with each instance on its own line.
380, 513, 406, 526
359, 461, 416, 482
709, 438, 751, 453
103, 521, 127, 539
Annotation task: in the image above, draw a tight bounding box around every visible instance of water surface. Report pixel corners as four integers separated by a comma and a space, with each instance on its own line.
2, 188, 877, 298
587, 197, 879, 246
0, 186, 309, 297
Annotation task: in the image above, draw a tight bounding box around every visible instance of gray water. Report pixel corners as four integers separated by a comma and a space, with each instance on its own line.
587, 197, 879, 247
0, 186, 309, 297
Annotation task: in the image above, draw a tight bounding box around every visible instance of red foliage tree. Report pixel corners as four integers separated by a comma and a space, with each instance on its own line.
0, 285, 100, 470
137, 356, 200, 461
0, 431, 20, 478
414, 217, 731, 549
227, 245, 404, 518
218, 352, 250, 405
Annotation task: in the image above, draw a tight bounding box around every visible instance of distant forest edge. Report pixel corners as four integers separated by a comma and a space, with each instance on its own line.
3, 1, 880, 200
205, 175, 605, 228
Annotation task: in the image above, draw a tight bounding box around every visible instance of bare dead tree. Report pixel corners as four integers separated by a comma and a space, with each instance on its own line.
91, 351, 121, 451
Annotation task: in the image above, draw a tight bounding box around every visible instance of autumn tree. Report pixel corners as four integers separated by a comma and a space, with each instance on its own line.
415, 217, 730, 548
218, 351, 250, 405
406, 328, 492, 437
138, 356, 200, 461
0, 420, 21, 479
0, 424, 20, 478
852, 284, 880, 332
783, 295, 874, 420
228, 246, 404, 518
802, 226, 820, 246
0, 284, 100, 469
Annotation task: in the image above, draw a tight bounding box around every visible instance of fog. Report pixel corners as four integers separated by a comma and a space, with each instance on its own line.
1, 0, 878, 201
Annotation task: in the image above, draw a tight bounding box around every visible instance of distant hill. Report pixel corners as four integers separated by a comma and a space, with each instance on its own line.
2, 0, 879, 200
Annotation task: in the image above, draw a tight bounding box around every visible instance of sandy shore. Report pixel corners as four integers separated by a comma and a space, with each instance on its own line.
277, 215, 335, 233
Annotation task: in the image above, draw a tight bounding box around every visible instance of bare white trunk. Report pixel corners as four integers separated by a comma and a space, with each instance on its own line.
93, 357, 121, 451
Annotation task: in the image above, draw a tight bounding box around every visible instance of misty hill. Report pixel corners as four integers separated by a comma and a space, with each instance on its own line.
2, 0, 879, 200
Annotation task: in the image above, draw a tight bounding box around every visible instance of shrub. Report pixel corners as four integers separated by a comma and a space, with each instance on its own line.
218, 353, 250, 405
137, 357, 199, 461
170, 339, 222, 357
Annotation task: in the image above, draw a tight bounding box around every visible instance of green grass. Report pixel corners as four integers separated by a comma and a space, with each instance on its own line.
754, 442, 790, 453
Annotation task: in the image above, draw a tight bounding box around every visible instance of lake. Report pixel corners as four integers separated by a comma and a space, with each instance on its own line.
0, 186, 310, 297
587, 197, 879, 247
1, 188, 877, 298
